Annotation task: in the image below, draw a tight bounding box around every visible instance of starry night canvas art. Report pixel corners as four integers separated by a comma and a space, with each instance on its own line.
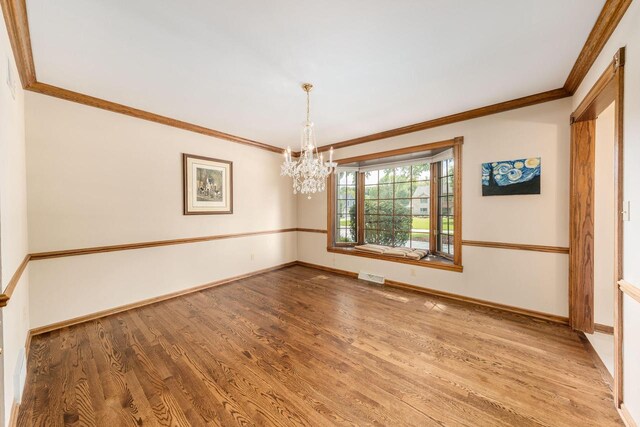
482, 158, 541, 196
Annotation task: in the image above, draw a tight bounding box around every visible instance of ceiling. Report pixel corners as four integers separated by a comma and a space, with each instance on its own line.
26, 0, 605, 149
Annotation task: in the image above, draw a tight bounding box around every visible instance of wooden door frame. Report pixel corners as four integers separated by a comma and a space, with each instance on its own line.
570, 47, 625, 407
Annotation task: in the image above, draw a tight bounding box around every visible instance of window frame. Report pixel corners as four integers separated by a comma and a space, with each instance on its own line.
326, 137, 463, 272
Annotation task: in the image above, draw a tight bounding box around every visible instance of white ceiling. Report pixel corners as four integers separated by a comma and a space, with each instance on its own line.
26, 0, 604, 149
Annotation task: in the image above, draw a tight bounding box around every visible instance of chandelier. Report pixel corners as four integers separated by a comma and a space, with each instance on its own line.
281, 83, 336, 198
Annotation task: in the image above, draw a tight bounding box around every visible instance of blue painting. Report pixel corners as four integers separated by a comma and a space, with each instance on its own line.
482, 158, 541, 196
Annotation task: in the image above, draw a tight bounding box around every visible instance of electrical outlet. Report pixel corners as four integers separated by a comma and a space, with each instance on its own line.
410, 269, 416, 277
622, 201, 631, 221
250, 253, 255, 260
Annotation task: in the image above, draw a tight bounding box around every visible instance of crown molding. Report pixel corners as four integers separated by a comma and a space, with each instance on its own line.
563, 0, 632, 94
314, 88, 570, 153
314, 0, 630, 153
27, 82, 283, 153
0, 0, 283, 154
2, 0, 631, 155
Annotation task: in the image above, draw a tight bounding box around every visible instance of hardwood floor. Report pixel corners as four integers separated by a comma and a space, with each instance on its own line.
17, 265, 621, 426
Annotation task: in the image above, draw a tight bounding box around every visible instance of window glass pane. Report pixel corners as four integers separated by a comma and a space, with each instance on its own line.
412, 215, 429, 232
440, 177, 448, 194
412, 163, 430, 181
345, 185, 357, 200
395, 166, 411, 182
364, 200, 378, 214
338, 185, 347, 198
411, 181, 429, 196
365, 170, 378, 185
394, 182, 411, 199
338, 171, 347, 185
337, 199, 346, 213
380, 168, 394, 183
413, 198, 429, 215
378, 183, 393, 199
379, 199, 393, 214
346, 200, 356, 218
364, 229, 378, 243
364, 185, 378, 199
378, 216, 394, 231
394, 198, 411, 214
365, 214, 378, 229
393, 221, 411, 247
439, 197, 449, 215
411, 232, 430, 250
345, 172, 356, 185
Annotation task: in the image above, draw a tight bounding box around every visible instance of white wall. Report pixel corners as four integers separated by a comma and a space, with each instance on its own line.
594, 102, 615, 327
298, 98, 571, 316
0, 17, 30, 427
25, 92, 298, 328
573, 1, 640, 421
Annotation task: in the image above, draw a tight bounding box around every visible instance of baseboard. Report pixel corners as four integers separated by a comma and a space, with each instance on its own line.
30, 261, 297, 336
619, 403, 638, 427
295, 261, 569, 325
578, 332, 614, 391
595, 323, 614, 335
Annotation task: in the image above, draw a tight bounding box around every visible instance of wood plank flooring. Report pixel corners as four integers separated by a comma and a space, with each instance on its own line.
17, 265, 622, 426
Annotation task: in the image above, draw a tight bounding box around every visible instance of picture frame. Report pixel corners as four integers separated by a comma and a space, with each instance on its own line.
183, 153, 233, 215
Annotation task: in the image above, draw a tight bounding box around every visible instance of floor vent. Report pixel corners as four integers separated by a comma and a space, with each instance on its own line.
358, 271, 385, 284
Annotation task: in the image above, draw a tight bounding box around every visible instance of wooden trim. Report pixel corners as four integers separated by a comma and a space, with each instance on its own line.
572, 46, 626, 406
613, 47, 625, 408
0, 0, 35, 88
326, 173, 336, 247
578, 332, 614, 391
29, 261, 298, 336
296, 261, 568, 324
8, 401, 19, 427
595, 323, 614, 335
571, 62, 617, 123
29, 228, 298, 260
563, 0, 632, 94
182, 153, 233, 215
327, 246, 463, 272
296, 228, 327, 234
619, 280, 640, 305
356, 172, 365, 244
335, 137, 462, 164
315, 89, 569, 153
27, 82, 282, 153
0, 254, 31, 307
452, 142, 462, 266
569, 119, 596, 333
429, 162, 438, 252
462, 240, 569, 254
619, 403, 638, 427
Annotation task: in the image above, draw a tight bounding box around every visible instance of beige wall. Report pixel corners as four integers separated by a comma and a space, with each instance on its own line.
25, 92, 298, 328
298, 98, 571, 316
0, 17, 30, 426
573, 1, 640, 421
594, 102, 615, 327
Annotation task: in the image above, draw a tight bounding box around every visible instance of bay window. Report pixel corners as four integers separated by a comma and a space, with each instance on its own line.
327, 138, 462, 271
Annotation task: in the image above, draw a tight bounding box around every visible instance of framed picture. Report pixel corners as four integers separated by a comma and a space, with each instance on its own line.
183, 153, 233, 214
482, 157, 541, 196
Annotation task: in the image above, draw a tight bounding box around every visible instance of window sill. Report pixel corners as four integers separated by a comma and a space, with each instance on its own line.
327, 246, 463, 273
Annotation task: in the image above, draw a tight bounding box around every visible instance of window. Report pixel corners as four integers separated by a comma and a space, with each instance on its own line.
335, 171, 357, 243
327, 138, 462, 270
362, 164, 430, 250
